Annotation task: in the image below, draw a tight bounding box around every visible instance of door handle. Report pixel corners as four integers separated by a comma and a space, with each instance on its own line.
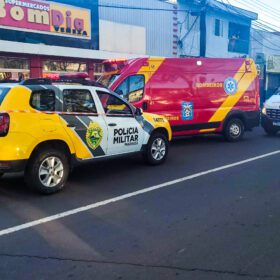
67, 123, 76, 128
108, 123, 117, 127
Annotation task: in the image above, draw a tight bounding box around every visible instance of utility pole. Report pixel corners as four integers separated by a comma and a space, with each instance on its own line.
200, 0, 207, 57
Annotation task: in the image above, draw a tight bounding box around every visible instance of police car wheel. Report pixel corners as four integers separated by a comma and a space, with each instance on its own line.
25, 149, 70, 195
144, 133, 169, 165
224, 118, 244, 142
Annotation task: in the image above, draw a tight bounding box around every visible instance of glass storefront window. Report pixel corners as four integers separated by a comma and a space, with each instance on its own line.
93, 63, 104, 80
0, 57, 30, 81
43, 60, 88, 78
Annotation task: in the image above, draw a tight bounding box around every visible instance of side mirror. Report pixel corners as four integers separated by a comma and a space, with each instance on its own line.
135, 107, 143, 116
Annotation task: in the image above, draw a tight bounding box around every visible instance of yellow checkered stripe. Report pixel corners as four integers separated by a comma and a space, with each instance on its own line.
137, 58, 165, 84
0, 110, 131, 117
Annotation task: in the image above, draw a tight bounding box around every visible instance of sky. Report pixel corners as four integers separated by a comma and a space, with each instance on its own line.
223, 0, 280, 31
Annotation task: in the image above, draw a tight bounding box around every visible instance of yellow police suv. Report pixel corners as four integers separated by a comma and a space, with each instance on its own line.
0, 79, 172, 194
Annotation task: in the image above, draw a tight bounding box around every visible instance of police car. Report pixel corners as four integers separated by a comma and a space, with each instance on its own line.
0, 79, 172, 194
261, 88, 280, 135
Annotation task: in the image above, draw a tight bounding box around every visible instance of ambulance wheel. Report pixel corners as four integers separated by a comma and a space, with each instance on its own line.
263, 125, 278, 136
25, 149, 70, 195
224, 118, 244, 142
144, 132, 169, 165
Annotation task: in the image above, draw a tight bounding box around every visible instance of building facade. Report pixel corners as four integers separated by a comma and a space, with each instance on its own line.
0, 0, 102, 80
0, 0, 259, 81
177, 0, 257, 58
99, 0, 177, 57
0, 0, 179, 81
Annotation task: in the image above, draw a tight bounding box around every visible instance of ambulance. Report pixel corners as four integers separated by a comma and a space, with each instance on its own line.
99, 58, 260, 142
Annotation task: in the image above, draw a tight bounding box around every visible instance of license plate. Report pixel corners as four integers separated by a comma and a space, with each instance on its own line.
273, 122, 280, 126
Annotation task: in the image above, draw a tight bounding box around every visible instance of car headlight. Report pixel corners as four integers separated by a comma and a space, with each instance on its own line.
262, 107, 267, 115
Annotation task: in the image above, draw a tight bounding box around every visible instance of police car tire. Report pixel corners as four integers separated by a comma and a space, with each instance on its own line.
25, 149, 70, 195
144, 132, 169, 165
224, 118, 244, 142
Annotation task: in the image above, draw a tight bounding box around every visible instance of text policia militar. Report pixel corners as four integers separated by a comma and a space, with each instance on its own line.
0, 0, 89, 37
114, 127, 139, 146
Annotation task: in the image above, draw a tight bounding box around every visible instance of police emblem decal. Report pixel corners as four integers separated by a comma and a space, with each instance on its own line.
86, 122, 103, 150
182, 102, 194, 121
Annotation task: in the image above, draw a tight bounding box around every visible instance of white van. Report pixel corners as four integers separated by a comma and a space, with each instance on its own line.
261, 88, 280, 135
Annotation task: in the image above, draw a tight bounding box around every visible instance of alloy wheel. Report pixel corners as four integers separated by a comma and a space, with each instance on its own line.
151, 138, 166, 161
39, 157, 64, 188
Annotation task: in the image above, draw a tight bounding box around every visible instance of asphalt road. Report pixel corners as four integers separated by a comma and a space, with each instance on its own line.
0, 127, 279, 280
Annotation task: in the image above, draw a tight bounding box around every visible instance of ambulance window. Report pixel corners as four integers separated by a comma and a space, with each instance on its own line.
63, 89, 97, 114
115, 78, 129, 98
115, 75, 145, 103
129, 75, 145, 102
96, 91, 133, 117
98, 74, 120, 87
30, 90, 55, 111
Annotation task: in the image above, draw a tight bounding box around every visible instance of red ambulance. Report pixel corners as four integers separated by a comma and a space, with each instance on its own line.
99, 58, 260, 141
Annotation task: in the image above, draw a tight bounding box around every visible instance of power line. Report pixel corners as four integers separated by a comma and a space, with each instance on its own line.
252, 28, 280, 49
180, 16, 199, 42
224, 0, 280, 33
253, 21, 280, 33
219, 0, 254, 18
220, 0, 280, 52
250, 34, 280, 51
234, 0, 280, 20
253, 22, 280, 34
100, 1, 280, 34
99, 3, 189, 12
220, 0, 280, 32
223, 0, 280, 33
189, 26, 197, 56
258, 20, 280, 32
242, 0, 280, 18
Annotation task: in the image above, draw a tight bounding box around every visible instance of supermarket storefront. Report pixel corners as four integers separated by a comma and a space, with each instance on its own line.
0, 0, 105, 80
0, 56, 30, 81
0, 53, 105, 81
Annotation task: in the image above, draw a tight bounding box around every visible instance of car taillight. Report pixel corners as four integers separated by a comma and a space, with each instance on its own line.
0, 113, 10, 137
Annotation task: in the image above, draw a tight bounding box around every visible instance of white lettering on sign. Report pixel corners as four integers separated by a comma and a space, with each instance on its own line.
28, 9, 49, 24
10, 5, 24, 20
0, 0, 91, 39
5, 0, 50, 11
0, 0, 6, 17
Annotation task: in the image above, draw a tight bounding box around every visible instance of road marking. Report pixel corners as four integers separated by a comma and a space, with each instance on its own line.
0, 150, 279, 238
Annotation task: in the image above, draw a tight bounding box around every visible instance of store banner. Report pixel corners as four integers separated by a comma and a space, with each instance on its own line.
0, 0, 91, 39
